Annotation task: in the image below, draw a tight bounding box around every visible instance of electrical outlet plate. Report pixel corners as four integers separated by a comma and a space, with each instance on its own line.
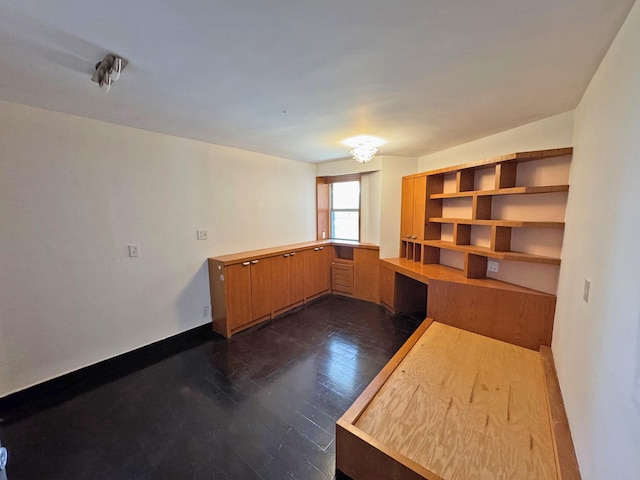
128, 244, 140, 257
202, 306, 210, 318
487, 260, 499, 273
197, 229, 208, 241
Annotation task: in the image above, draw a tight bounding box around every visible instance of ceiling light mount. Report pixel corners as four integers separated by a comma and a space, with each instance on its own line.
342, 135, 386, 163
91, 53, 128, 92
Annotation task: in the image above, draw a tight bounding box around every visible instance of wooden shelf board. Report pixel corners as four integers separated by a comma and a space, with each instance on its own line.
428, 217, 565, 228
431, 184, 569, 199
417, 147, 573, 177
422, 240, 561, 265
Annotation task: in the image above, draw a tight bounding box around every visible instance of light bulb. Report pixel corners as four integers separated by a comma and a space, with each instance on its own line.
100, 73, 112, 92
110, 57, 121, 82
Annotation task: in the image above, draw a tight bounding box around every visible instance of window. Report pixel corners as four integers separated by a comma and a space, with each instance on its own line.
330, 180, 360, 241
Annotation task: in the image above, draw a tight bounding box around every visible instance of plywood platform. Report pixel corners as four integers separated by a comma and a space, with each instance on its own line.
336, 320, 580, 480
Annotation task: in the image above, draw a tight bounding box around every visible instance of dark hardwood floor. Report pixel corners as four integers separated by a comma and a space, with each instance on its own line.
1, 296, 422, 480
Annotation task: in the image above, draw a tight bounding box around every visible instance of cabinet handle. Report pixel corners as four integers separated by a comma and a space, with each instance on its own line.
318, 246, 323, 250
242, 261, 250, 266
314, 247, 319, 251
290, 252, 296, 256
251, 260, 259, 264
411, 235, 417, 239
283, 253, 290, 257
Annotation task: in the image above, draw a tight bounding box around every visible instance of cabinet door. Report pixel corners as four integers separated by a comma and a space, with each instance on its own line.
288, 252, 305, 305
225, 262, 252, 331
250, 258, 272, 321
379, 265, 396, 312
303, 249, 318, 299
317, 246, 331, 293
412, 175, 427, 240
400, 177, 415, 239
303, 247, 331, 299
353, 248, 379, 303
270, 254, 290, 314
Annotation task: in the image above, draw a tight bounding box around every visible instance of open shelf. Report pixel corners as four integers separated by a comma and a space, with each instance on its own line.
431, 185, 569, 199
428, 217, 565, 228
423, 240, 561, 265
399, 147, 571, 280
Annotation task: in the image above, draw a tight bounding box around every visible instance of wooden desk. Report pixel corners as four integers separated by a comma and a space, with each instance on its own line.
380, 258, 556, 350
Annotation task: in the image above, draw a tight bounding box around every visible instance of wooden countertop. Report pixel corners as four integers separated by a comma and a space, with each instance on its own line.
381, 257, 554, 296
210, 240, 379, 265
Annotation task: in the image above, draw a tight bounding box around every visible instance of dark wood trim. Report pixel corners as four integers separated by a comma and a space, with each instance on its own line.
0, 324, 212, 425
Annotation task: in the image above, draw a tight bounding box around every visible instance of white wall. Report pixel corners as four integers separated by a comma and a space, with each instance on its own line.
316, 155, 418, 258
418, 111, 574, 171
553, 2, 640, 478
0, 100, 316, 397
379, 156, 419, 258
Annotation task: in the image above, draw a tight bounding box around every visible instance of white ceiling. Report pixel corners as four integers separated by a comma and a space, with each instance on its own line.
0, 0, 635, 163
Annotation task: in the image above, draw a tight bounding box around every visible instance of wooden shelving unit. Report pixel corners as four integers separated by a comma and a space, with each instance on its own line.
399, 147, 572, 279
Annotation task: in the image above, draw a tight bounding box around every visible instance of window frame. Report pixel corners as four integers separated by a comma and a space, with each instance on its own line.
316, 174, 361, 242
329, 179, 361, 241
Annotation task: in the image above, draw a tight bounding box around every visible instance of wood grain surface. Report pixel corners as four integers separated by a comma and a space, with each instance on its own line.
427, 279, 556, 350
354, 322, 558, 480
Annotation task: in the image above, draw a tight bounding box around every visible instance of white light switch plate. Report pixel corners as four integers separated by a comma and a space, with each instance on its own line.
197, 229, 208, 241
487, 260, 499, 273
583, 279, 591, 303
128, 244, 140, 257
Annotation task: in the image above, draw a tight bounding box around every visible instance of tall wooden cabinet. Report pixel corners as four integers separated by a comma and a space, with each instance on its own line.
400, 175, 427, 241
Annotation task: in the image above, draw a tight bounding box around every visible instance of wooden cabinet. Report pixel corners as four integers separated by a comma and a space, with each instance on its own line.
303, 246, 331, 300
400, 175, 427, 241
289, 251, 305, 306
353, 248, 380, 303
224, 262, 252, 332
221, 258, 271, 334
271, 251, 305, 316
209, 241, 379, 338
332, 259, 354, 295
379, 264, 395, 312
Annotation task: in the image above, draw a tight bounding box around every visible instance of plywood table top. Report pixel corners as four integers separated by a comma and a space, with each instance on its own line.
354, 322, 558, 480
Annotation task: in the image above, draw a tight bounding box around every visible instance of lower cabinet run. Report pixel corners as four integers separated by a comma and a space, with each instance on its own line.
208, 241, 379, 337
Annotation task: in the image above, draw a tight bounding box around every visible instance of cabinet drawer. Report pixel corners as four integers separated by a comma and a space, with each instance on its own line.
332, 262, 354, 294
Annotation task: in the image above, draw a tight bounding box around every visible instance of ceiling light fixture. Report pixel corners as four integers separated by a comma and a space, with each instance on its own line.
342, 135, 386, 163
91, 54, 128, 92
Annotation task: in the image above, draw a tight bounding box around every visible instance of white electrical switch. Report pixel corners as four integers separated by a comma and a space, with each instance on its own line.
128, 244, 140, 257
487, 260, 499, 273
197, 229, 208, 241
